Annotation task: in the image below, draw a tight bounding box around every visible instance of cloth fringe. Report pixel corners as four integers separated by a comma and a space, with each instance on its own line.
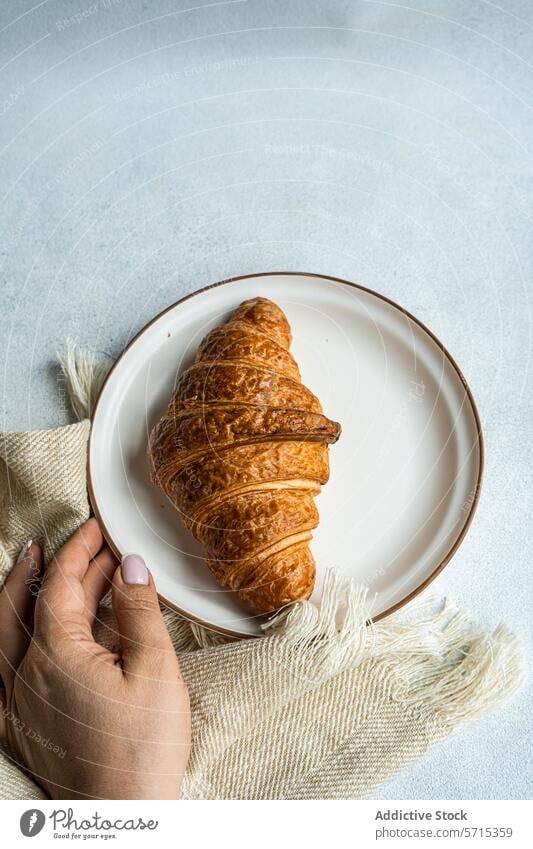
58, 343, 525, 727
57, 338, 111, 420
264, 571, 525, 722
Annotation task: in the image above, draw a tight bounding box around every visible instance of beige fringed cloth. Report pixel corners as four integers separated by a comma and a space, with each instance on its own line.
0, 345, 524, 800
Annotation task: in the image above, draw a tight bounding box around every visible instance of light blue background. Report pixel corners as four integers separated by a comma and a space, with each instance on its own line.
0, 0, 531, 799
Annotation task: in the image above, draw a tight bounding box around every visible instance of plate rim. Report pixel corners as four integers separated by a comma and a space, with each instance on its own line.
87, 270, 485, 638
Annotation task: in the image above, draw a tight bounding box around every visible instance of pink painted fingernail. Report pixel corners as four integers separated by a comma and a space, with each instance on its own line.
17, 540, 33, 563
121, 553, 148, 585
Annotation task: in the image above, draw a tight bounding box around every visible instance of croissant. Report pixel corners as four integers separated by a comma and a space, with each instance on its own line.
148, 297, 341, 615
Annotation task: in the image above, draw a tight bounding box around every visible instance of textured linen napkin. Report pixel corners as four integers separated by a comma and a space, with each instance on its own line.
0, 349, 524, 800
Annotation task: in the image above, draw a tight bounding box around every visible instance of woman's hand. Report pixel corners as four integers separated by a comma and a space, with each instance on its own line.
0, 519, 191, 799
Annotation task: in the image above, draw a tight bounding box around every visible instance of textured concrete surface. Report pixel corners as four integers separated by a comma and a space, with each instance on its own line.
0, 0, 531, 799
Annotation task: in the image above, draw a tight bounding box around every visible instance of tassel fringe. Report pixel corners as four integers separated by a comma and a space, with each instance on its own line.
264, 570, 525, 723
57, 338, 111, 420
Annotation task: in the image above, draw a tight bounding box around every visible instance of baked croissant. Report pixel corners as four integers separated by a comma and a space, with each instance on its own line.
148, 297, 341, 614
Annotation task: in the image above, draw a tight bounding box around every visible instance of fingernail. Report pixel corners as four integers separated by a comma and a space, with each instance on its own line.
121, 553, 149, 585
17, 539, 33, 563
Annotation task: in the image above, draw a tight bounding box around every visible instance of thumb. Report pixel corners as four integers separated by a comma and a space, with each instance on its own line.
112, 554, 176, 678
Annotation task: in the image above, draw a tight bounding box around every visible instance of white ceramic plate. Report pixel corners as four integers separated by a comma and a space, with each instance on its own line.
88, 272, 483, 638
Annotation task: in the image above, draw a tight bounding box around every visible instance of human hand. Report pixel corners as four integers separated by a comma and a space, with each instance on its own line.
0, 518, 190, 799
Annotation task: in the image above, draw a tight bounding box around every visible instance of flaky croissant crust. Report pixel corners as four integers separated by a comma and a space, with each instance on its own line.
148, 297, 341, 614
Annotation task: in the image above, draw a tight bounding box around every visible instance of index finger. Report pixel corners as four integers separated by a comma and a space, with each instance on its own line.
35, 518, 106, 641
45, 518, 105, 584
